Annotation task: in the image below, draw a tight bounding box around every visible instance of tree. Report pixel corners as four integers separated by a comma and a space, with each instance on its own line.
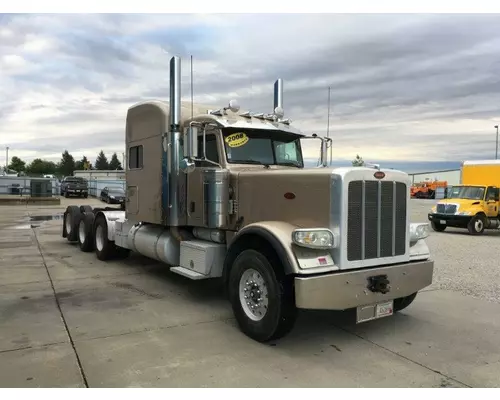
75, 156, 90, 171
8, 156, 26, 172
95, 150, 109, 170
352, 154, 365, 167
26, 159, 57, 175
57, 150, 76, 177
108, 152, 122, 170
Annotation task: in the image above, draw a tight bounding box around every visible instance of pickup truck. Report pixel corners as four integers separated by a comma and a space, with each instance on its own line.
60, 176, 89, 198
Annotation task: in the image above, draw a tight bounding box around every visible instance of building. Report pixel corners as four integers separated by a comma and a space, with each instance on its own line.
73, 170, 125, 181
408, 168, 461, 186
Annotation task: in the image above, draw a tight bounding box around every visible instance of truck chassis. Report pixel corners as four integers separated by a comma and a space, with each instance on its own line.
62, 203, 433, 342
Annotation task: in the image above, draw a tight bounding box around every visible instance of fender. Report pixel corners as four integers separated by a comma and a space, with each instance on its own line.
93, 210, 126, 241
223, 221, 301, 286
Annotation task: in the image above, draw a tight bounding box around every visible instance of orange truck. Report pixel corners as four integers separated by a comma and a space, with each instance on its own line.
410, 180, 448, 199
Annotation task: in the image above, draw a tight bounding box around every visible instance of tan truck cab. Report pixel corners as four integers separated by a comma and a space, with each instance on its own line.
61, 56, 434, 343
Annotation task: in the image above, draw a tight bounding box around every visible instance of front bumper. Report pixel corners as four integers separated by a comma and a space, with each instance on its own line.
428, 213, 471, 227
294, 259, 434, 310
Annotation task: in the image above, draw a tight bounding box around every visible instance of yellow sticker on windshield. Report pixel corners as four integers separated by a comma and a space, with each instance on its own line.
225, 132, 249, 148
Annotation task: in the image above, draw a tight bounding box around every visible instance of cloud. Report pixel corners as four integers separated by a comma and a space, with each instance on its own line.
1, 13, 500, 167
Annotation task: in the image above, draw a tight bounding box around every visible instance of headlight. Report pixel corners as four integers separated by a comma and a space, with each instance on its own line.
410, 223, 430, 242
292, 228, 335, 249
457, 211, 471, 216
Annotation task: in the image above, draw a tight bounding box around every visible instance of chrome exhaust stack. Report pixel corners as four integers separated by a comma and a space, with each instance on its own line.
273, 78, 284, 119
169, 56, 181, 226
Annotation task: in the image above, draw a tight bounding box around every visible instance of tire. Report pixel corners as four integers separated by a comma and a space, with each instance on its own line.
83, 194, 88, 199
393, 292, 417, 312
93, 215, 117, 261
64, 191, 69, 198
63, 206, 81, 242
431, 221, 446, 232
79, 205, 93, 214
228, 248, 297, 342
78, 212, 95, 252
468, 214, 486, 235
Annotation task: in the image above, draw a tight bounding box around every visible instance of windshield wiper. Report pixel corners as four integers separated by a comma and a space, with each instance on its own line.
231, 160, 264, 164
277, 162, 301, 168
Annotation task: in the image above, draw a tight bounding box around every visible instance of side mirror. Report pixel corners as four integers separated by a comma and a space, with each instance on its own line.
183, 126, 198, 159
180, 158, 196, 174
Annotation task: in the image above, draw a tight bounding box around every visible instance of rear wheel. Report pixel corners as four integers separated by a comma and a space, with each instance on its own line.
468, 214, 486, 235
431, 221, 446, 232
63, 206, 81, 242
94, 216, 115, 260
228, 249, 297, 342
78, 212, 95, 252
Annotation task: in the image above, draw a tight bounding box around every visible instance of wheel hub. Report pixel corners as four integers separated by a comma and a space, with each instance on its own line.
95, 225, 104, 251
79, 220, 86, 243
239, 269, 269, 321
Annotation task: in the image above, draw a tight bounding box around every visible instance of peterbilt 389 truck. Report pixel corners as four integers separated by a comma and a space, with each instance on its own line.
62, 56, 434, 342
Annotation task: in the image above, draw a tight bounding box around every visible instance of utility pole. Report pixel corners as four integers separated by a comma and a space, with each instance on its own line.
5, 146, 9, 172
495, 125, 499, 160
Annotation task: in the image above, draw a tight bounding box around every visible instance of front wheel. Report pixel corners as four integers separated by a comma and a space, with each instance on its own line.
393, 292, 418, 312
431, 221, 446, 232
468, 214, 486, 235
228, 249, 297, 342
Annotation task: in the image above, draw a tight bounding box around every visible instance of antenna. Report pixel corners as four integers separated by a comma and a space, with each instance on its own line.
190, 55, 194, 119
326, 86, 333, 166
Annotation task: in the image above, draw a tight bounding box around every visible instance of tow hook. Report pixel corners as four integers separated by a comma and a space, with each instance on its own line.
367, 275, 391, 294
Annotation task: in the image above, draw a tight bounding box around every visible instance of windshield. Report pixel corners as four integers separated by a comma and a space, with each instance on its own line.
447, 186, 485, 200
222, 128, 303, 167
67, 177, 87, 184
109, 188, 125, 195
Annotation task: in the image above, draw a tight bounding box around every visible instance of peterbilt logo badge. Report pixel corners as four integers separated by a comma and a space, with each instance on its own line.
374, 171, 385, 179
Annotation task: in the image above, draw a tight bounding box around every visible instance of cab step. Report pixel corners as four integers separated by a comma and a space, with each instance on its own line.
170, 266, 209, 280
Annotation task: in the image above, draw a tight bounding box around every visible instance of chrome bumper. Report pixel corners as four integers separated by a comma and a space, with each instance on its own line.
294, 260, 434, 310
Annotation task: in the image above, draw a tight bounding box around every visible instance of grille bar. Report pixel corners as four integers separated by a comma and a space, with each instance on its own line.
347, 180, 407, 261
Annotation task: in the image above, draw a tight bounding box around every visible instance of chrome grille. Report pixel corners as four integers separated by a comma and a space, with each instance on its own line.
436, 204, 457, 214
347, 180, 407, 261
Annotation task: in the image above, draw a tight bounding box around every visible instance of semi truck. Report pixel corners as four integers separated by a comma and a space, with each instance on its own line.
61, 56, 434, 342
428, 160, 500, 234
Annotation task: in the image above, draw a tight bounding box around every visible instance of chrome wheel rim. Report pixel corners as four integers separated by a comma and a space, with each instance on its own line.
239, 268, 269, 321
475, 219, 483, 232
65, 214, 72, 234
95, 225, 104, 251
78, 220, 86, 243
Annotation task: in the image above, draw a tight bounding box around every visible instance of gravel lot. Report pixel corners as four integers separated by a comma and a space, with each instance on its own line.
411, 199, 500, 304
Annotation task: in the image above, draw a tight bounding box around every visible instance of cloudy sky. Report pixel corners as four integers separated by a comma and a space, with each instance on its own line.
1, 13, 500, 169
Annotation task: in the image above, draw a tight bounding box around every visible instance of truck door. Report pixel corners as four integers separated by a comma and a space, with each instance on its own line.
186, 131, 221, 226
485, 186, 499, 217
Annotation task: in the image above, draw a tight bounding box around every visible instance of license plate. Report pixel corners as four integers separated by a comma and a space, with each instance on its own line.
439, 220, 446, 224
356, 300, 394, 323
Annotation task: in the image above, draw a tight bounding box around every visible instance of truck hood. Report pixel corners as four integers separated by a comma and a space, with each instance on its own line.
234, 168, 333, 229
437, 198, 482, 206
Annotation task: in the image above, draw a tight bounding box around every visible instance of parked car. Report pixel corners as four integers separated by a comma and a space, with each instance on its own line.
60, 176, 88, 198
100, 186, 125, 204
